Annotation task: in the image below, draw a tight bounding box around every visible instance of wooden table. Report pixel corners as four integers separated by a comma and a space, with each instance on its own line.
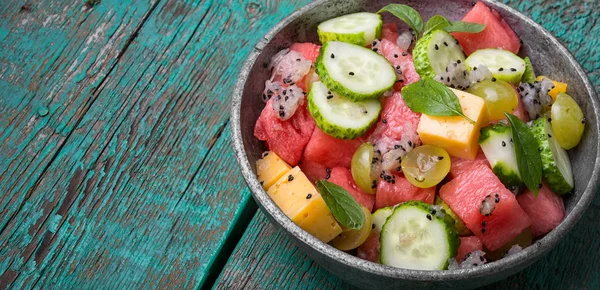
0, 0, 597, 289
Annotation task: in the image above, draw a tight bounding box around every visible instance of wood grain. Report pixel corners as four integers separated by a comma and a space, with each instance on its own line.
214, 0, 600, 289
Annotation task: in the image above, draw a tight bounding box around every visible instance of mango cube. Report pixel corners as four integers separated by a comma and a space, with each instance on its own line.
417, 89, 489, 160
256, 151, 291, 190
267, 167, 342, 243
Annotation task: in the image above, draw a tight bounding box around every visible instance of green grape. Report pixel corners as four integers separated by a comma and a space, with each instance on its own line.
551, 93, 585, 150
351, 143, 377, 194
467, 79, 519, 121
332, 207, 372, 251
401, 145, 451, 188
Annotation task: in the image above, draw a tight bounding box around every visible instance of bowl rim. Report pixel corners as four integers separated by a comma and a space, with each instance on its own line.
231, 0, 600, 281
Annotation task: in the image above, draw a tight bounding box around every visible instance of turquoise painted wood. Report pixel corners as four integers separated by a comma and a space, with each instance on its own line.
215, 0, 600, 289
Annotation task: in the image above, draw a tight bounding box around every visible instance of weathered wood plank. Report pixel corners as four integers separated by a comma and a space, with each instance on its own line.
0, 0, 310, 289
214, 0, 600, 289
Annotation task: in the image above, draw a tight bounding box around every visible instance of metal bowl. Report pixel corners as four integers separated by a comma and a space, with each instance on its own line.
231, 0, 599, 288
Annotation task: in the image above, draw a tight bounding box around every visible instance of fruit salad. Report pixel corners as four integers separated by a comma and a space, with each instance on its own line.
253, 2, 584, 271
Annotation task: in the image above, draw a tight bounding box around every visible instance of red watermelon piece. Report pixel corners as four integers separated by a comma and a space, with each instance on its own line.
517, 184, 565, 237
254, 99, 315, 166
457, 236, 483, 261
328, 167, 375, 211
439, 163, 531, 251
369, 92, 421, 154
299, 158, 328, 182
381, 23, 399, 43
452, 2, 521, 55
289, 42, 321, 63
303, 127, 364, 169
379, 39, 420, 91
375, 174, 436, 210
449, 150, 490, 178
357, 230, 380, 263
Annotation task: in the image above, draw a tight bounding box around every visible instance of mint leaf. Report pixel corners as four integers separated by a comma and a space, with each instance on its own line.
443, 21, 486, 33
401, 78, 475, 124
315, 180, 364, 229
423, 15, 451, 36
504, 113, 543, 195
378, 4, 424, 36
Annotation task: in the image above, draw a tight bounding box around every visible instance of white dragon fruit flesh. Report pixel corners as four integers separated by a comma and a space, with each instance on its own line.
518, 78, 554, 120
269, 49, 312, 84
448, 250, 487, 270
396, 31, 414, 51
436, 60, 492, 90
271, 84, 305, 121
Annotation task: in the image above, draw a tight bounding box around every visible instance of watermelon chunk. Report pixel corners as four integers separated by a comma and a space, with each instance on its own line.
303, 127, 365, 169
381, 23, 399, 43
375, 174, 436, 210
457, 236, 483, 262
357, 230, 380, 263
299, 157, 328, 182
254, 99, 315, 166
379, 39, 420, 91
517, 184, 565, 237
452, 2, 521, 55
439, 163, 531, 251
449, 150, 490, 178
328, 167, 375, 211
289, 42, 321, 63
369, 92, 421, 154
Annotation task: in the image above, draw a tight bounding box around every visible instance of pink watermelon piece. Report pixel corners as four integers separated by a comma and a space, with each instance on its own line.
289, 42, 321, 63
379, 39, 420, 91
369, 92, 421, 154
254, 99, 315, 166
357, 230, 380, 263
381, 23, 399, 43
303, 127, 365, 169
517, 183, 565, 237
328, 167, 375, 211
375, 174, 436, 210
457, 236, 483, 261
452, 2, 521, 55
449, 150, 490, 178
299, 157, 328, 182
439, 163, 531, 251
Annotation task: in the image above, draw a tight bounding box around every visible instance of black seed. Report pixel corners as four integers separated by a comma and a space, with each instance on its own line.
548, 134, 552, 138
481, 228, 486, 234
538, 183, 543, 189
396, 167, 401, 172
279, 105, 284, 110
372, 224, 375, 229
325, 173, 330, 179
306, 193, 312, 199
372, 48, 379, 52
391, 179, 395, 184
510, 68, 517, 72
402, 52, 408, 56
446, 66, 449, 72
443, 42, 448, 47
382, 119, 387, 123
499, 67, 504, 71
327, 95, 333, 99
263, 62, 268, 68
435, 44, 439, 50
408, 141, 412, 147
473, 66, 478, 70
492, 77, 497, 82
394, 54, 398, 58
349, 72, 355, 76
455, 39, 460, 45
279, 111, 285, 117
472, 1, 476, 6
331, 53, 335, 59
260, 181, 264, 185
296, 58, 301, 62
450, 84, 455, 89
372, 180, 377, 189
282, 90, 287, 96
426, 214, 432, 220
463, 71, 467, 77
482, 221, 486, 227
502, 141, 506, 147
495, 193, 500, 203
288, 175, 294, 181
438, 156, 444, 160
453, 62, 458, 67
326, 168, 331, 174
447, 77, 450, 82
480, 256, 485, 262
457, 60, 462, 64
582, 118, 586, 124
400, 145, 406, 151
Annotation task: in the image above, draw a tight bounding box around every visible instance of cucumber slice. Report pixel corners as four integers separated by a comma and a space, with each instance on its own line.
307, 81, 381, 139
372, 207, 394, 232
315, 41, 396, 101
521, 57, 536, 84
434, 196, 472, 236
380, 201, 459, 270
317, 12, 383, 47
479, 123, 524, 191
413, 30, 465, 78
530, 118, 574, 195
465, 49, 525, 84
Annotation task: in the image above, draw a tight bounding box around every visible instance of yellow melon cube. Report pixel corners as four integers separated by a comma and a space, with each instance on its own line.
256, 151, 291, 190
417, 89, 489, 160
536, 76, 567, 101
267, 167, 342, 243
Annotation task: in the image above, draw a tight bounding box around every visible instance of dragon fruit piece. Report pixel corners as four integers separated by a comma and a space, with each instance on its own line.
436, 60, 492, 90
272, 84, 306, 121
396, 31, 414, 51
480, 194, 498, 216
506, 244, 523, 256
519, 78, 554, 120
448, 250, 488, 270
270, 49, 312, 84
262, 80, 282, 102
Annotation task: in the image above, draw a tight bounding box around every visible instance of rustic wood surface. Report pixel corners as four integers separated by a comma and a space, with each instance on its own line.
0, 0, 597, 289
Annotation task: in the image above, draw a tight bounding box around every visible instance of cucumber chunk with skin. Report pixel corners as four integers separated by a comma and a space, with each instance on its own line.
465, 49, 525, 84
413, 30, 466, 78
307, 81, 381, 139
530, 118, 574, 195
380, 201, 459, 270
316, 41, 396, 101
479, 123, 524, 191
318, 12, 383, 46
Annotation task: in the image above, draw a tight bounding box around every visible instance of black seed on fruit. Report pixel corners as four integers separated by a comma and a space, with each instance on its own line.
538, 183, 543, 189
306, 193, 312, 199
279, 111, 285, 117
437, 156, 444, 160
426, 214, 432, 220
473, 66, 478, 70
510, 68, 517, 72
481, 221, 486, 227
331, 53, 335, 59
502, 141, 506, 147
372, 48, 378, 52
548, 134, 552, 138
349, 72, 355, 76
457, 60, 462, 64
444, 42, 448, 47
548, 117, 552, 122
372, 224, 375, 229
499, 67, 504, 71
394, 54, 398, 58
402, 52, 408, 56
492, 77, 497, 82
435, 44, 439, 50
481, 228, 486, 234
288, 175, 294, 182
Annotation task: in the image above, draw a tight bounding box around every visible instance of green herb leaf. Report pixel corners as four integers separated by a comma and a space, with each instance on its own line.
401, 78, 476, 124
443, 21, 486, 33
504, 113, 543, 195
315, 180, 364, 229
521, 57, 536, 84
423, 15, 451, 36
378, 4, 424, 36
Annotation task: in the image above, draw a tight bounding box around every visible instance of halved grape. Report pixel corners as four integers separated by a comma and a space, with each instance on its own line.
351, 143, 377, 194
551, 93, 585, 150
332, 207, 372, 251
467, 79, 518, 121
401, 145, 451, 188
